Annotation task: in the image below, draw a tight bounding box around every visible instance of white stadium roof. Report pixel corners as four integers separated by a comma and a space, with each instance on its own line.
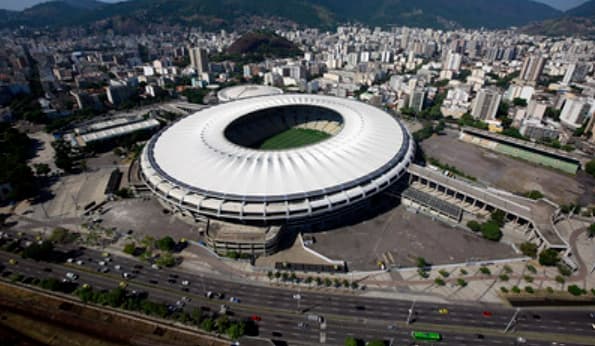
141, 94, 414, 222
217, 84, 283, 102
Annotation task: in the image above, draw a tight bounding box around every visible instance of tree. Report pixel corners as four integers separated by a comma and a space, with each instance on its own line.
434, 119, 446, 133
481, 221, 502, 241
216, 315, 229, 334
490, 210, 506, 227
467, 220, 481, 232
479, 267, 491, 275
123, 242, 136, 255
524, 190, 543, 200
22, 241, 54, 261
155, 253, 176, 267
49, 227, 73, 243
201, 318, 214, 332
191, 308, 202, 324
512, 98, 528, 107
155, 236, 176, 252
588, 223, 595, 238
567, 285, 585, 296
345, 337, 359, 346
519, 242, 538, 258
539, 249, 560, 266
33, 163, 50, 176
76, 286, 94, 303
434, 278, 445, 286
367, 340, 385, 346
416, 257, 429, 268
52, 140, 75, 173
586, 160, 595, 178
227, 322, 245, 340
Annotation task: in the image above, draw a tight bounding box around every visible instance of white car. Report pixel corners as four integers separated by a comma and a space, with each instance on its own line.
292, 294, 302, 300
114, 264, 121, 271
65, 272, 78, 280
67, 258, 74, 263
76, 260, 84, 265
151, 264, 160, 270
122, 272, 132, 279
181, 280, 190, 286
98, 261, 106, 266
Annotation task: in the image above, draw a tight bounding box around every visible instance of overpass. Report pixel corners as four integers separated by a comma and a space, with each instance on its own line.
405, 164, 568, 251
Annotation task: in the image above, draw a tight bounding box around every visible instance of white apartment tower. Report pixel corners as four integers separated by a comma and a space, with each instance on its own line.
520, 55, 546, 82
189, 47, 209, 74
471, 89, 502, 121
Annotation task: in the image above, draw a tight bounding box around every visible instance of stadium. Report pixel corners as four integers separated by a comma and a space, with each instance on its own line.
140, 94, 415, 225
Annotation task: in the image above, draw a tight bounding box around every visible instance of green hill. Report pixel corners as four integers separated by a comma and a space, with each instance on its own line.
227, 32, 302, 57
0, 0, 563, 30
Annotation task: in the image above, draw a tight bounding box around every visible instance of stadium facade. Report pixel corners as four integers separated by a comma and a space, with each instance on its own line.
140, 94, 415, 226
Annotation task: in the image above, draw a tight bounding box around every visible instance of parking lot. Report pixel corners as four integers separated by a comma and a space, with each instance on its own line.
421, 131, 594, 205
308, 202, 517, 271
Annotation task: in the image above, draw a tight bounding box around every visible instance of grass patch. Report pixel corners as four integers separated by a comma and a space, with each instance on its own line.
259, 128, 331, 150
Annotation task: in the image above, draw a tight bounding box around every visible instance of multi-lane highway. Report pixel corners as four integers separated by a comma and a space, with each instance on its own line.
0, 230, 593, 346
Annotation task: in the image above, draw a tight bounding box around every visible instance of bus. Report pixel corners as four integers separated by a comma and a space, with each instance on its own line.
411, 331, 442, 341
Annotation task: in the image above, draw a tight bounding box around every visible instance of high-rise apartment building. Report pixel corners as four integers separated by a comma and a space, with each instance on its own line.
471, 89, 501, 121
443, 51, 462, 72
189, 47, 209, 74
519, 55, 546, 82
409, 89, 426, 112
563, 62, 590, 84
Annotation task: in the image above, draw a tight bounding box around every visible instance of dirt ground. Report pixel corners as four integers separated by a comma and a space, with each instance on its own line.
421, 131, 595, 205
309, 203, 517, 271
100, 198, 204, 242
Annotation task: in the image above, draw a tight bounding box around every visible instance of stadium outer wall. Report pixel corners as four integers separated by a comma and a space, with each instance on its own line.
139, 96, 416, 225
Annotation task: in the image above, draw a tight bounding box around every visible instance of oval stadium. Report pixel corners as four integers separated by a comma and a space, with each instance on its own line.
140, 94, 415, 223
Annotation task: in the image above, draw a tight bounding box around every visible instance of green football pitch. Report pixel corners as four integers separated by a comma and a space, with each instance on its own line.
259, 128, 331, 150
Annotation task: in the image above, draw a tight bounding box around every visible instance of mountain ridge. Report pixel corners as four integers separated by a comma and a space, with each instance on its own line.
566, 0, 595, 16
0, 0, 563, 30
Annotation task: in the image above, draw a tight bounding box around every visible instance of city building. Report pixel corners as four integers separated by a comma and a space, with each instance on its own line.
409, 89, 426, 112
520, 119, 560, 142
560, 98, 594, 130
443, 51, 462, 72
471, 88, 501, 121
526, 100, 548, 121
520, 55, 546, 83
563, 62, 590, 84
189, 47, 209, 74
106, 82, 135, 106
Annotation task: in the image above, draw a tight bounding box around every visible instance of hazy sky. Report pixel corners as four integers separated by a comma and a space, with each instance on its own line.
0, 0, 589, 11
